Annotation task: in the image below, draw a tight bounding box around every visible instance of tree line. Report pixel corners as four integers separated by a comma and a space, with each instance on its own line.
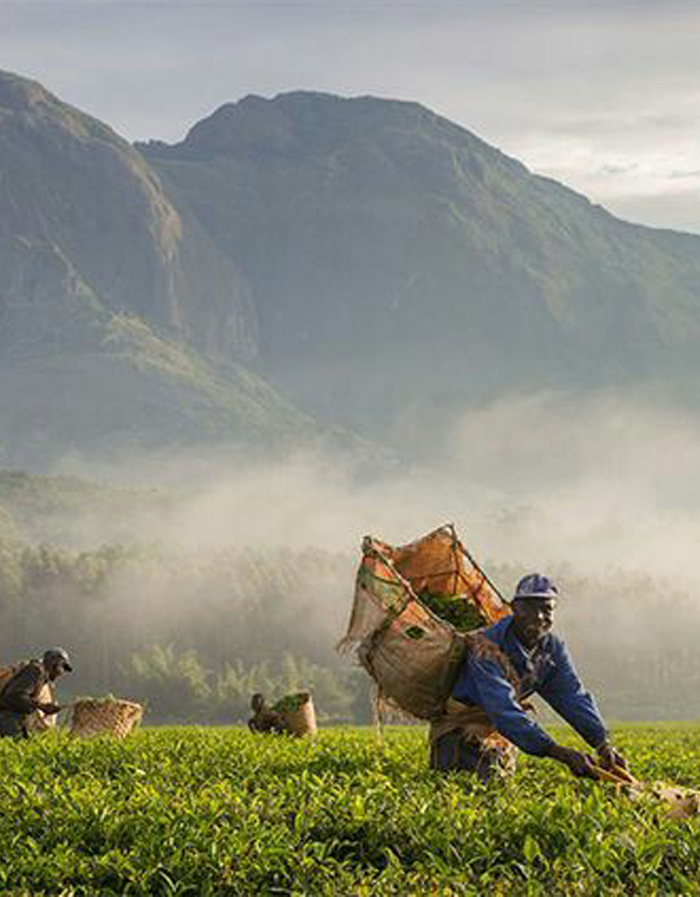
0, 536, 698, 723
0, 539, 370, 723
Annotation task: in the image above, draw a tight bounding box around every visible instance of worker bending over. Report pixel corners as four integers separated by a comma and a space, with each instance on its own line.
431, 575, 626, 781
248, 693, 285, 734
0, 648, 73, 738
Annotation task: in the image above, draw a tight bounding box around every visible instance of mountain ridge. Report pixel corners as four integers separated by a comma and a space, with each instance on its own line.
0, 68, 257, 361
3, 70, 700, 468
141, 89, 700, 434
0, 71, 329, 468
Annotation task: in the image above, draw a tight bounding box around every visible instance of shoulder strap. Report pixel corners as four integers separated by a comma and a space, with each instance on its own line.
466, 631, 522, 693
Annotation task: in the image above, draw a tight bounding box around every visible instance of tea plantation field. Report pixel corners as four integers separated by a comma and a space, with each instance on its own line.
1, 724, 700, 895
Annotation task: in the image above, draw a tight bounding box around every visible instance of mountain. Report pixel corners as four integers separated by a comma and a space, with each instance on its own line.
0, 313, 319, 469
5, 72, 700, 469
140, 91, 700, 433
0, 70, 259, 360
0, 467, 161, 546
0, 72, 322, 468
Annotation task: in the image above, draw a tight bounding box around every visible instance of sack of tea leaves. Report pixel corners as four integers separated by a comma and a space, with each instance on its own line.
339, 524, 511, 721
272, 692, 317, 737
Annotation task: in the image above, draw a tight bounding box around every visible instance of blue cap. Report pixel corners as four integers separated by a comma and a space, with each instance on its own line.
513, 574, 558, 601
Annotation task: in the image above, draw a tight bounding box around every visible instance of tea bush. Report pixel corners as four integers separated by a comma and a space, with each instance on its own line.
0, 724, 699, 895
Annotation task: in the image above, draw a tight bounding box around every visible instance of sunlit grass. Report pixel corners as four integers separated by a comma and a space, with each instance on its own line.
0, 724, 698, 894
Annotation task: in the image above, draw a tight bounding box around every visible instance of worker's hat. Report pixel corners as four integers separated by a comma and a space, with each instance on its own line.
513, 573, 559, 601
42, 647, 73, 672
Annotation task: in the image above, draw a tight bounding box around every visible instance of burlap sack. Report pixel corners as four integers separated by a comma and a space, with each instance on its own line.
340, 525, 510, 721
358, 593, 468, 720
279, 693, 317, 737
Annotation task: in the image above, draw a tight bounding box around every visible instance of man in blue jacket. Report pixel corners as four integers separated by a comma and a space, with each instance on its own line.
430, 574, 626, 782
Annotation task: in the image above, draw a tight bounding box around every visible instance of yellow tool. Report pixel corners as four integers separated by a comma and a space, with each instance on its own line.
589, 763, 700, 819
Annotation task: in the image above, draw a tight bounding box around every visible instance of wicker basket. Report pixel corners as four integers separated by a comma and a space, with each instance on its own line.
70, 698, 144, 739
279, 693, 317, 737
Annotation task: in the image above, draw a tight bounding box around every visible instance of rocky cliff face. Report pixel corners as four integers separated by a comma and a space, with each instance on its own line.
0, 73, 323, 469
5, 72, 700, 468
0, 70, 256, 362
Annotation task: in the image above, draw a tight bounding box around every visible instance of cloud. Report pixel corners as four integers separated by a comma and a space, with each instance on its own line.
444, 390, 700, 583
597, 164, 640, 177
2, 1, 700, 229
668, 169, 700, 180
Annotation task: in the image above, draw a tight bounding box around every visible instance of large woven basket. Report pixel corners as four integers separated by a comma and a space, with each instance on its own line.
279, 693, 317, 738
70, 698, 144, 739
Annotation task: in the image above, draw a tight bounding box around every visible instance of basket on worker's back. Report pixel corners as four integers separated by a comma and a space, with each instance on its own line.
0, 661, 56, 732
70, 698, 144, 739
339, 524, 511, 721
273, 692, 317, 737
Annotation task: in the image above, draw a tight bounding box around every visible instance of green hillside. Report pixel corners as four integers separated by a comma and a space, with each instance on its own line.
0, 72, 324, 468
0, 502, 21, 543
0, 314, 318, 470
0, 467, 164, 546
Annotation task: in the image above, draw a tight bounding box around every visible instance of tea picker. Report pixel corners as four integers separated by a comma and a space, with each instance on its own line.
434, 573, 627, 781
0, 647, 73, 738
248, 691, 317, 737
340, 526, 626, 781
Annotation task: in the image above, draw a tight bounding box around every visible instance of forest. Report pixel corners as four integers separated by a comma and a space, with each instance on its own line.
0, 529, 697, 724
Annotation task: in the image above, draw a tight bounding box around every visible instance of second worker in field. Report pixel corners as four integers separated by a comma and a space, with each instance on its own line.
0, 647, 73, 739
430, 574, 627, 782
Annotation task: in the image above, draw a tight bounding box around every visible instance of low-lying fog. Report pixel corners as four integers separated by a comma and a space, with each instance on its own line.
52, 387, 700, 590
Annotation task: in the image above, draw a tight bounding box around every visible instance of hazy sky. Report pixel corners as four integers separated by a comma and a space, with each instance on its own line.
3, 0, 700, 233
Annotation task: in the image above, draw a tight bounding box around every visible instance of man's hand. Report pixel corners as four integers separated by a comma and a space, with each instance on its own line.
38, 702, 62, 715
547, 744, 599, 779
596, 742, 628, 772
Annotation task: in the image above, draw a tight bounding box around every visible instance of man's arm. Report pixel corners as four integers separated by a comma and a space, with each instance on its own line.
537, 639, 608, 750
465, 656, 558, 756
0, 665, 44, 715
460, 655, 598, 778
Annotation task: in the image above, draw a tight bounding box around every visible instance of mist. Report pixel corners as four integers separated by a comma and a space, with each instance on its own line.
3, 386, 699, 721
48, 387, 700, 590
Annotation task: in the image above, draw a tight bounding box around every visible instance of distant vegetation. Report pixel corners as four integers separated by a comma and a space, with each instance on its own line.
0, 469, 169, 545
1, 469, 697, 724
0, 537, 367, 724
0, 518, 698, 723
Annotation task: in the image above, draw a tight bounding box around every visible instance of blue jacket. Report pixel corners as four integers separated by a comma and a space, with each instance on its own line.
451, 616, 607, 756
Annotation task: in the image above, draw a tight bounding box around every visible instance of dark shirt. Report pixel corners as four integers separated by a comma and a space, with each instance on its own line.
451, 616, 607, 756
248, 708, 285, 734
0, 660, 48, 717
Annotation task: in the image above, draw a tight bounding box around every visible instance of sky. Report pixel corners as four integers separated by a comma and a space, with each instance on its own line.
2, 0, 700, 233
